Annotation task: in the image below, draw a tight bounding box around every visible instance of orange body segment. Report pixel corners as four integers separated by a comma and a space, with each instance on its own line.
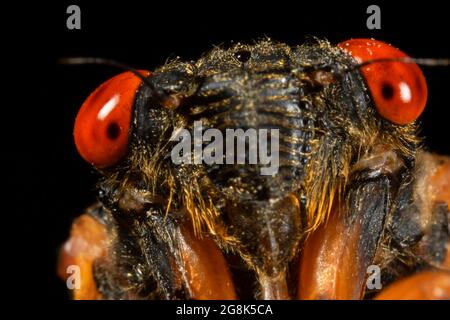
375, 271, 450, 300
58, 213, 109, 300
178, 223, 237, 300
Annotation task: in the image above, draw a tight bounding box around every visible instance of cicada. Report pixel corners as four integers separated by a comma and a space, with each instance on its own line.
58, 38, 450, 300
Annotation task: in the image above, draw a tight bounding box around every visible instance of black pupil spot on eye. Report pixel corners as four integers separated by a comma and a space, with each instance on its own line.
107, 122, 121, 140
381, 82, 394, 100
234, 50, 251, 63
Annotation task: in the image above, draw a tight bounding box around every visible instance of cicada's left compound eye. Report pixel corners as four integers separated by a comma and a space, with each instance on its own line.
338, 38, 427, 125
74, 70, 150, 167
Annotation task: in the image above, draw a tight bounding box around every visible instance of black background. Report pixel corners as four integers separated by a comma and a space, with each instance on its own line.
9, 1, 449, 301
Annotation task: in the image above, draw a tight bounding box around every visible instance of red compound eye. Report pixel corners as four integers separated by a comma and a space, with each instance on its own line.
338, 38, 427, 125
74, 70, 150, 167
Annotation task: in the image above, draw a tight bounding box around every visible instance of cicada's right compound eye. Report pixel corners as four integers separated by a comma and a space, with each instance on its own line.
74, 70, 150, 167
338, 38, 428, 125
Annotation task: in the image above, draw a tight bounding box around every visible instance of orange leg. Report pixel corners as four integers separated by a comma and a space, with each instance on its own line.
58, 211, 109, 300
297, 201, 369, 299
374, 271, 450, 300
59, 207, 237, 299
176, 222, 237, 299
297, 153, 450, 300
